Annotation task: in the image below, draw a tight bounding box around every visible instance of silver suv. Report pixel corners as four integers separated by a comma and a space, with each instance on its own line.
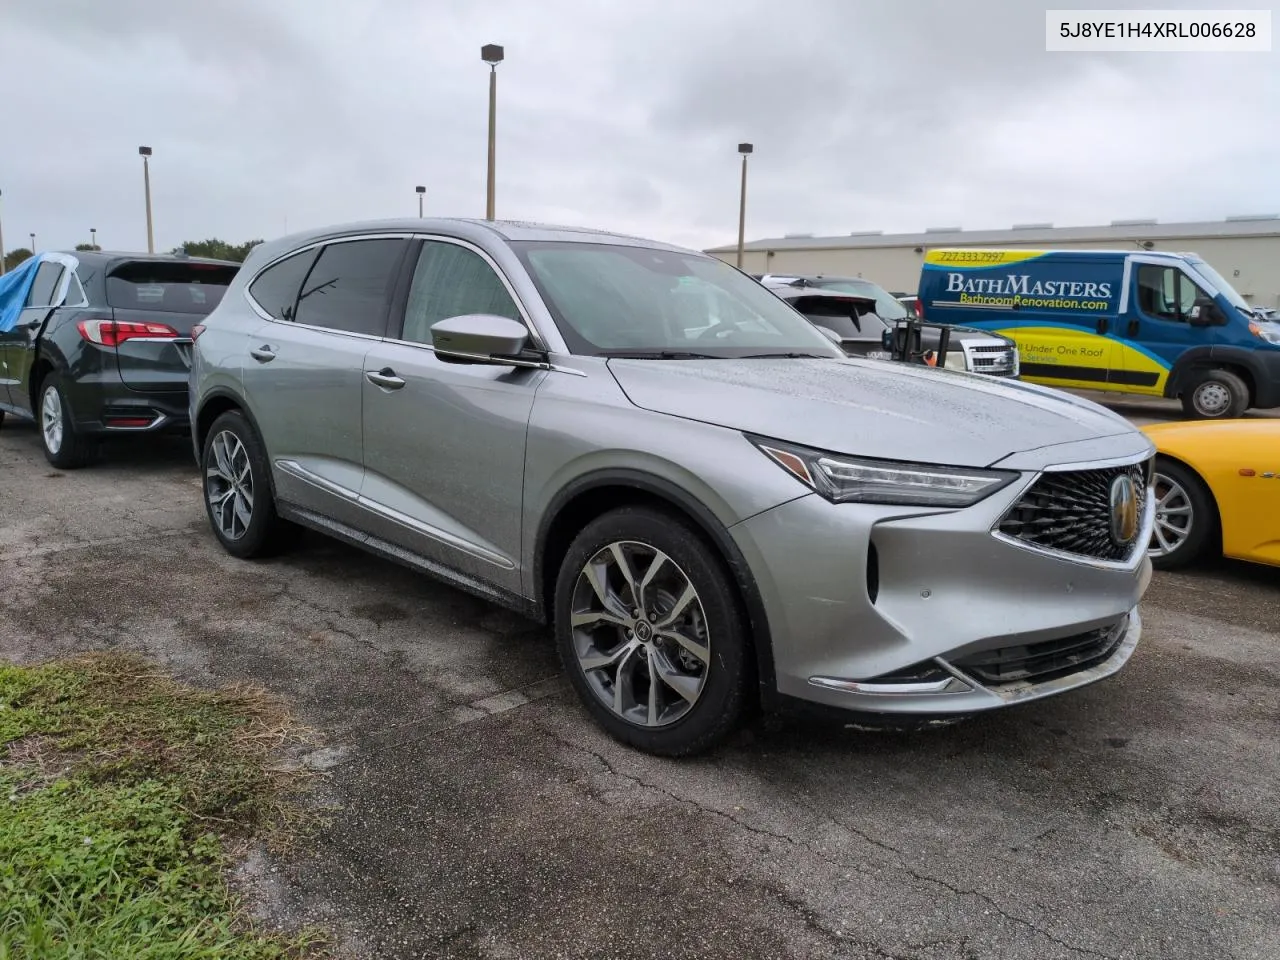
190, 219, 1155, 756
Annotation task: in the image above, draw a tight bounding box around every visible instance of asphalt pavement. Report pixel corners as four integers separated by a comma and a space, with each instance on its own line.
1, 414, 1277, 960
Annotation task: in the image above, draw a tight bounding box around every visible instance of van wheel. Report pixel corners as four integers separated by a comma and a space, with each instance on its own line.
553, 506, 753, 757
1181, 369, 1248, 420
1148, 457, 1218, 570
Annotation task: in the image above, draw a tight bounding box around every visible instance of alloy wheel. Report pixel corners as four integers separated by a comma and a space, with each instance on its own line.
206, 429, 255, 541
41, 386, 63, 455
569, 540, 710, 728
1148, 472, 1194, 558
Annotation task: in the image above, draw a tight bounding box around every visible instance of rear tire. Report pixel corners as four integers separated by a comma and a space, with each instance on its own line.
38, 372, 94, 469
1181, 369, 1248, 420
1148, 457, 1218, 570
553, 506, 754, 757
201, 410, 293, 559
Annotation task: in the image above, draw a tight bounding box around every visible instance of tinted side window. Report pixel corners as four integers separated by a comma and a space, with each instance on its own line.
62, 271, 87, 306
25, 262, 65, 307
401, 241, 521, 345
293, 239, 406, 336
248, 249, 317, 321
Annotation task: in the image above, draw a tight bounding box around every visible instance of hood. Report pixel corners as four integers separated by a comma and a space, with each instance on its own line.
607, 357, 1139, 468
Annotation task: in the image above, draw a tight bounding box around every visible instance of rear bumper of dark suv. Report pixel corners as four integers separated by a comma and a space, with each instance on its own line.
66, 376, 190, 437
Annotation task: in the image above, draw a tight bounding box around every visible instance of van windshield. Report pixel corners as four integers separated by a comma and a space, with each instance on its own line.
1187, 258, 1253, 315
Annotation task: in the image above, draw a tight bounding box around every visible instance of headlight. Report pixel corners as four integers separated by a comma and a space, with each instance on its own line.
749, 436, 1019, 507
943, 348, 967, 371
1250, 320, 1280, 345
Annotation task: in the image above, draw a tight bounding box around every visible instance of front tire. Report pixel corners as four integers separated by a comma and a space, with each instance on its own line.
38, 372, 94, 469
201, 410, 292, 559
554, 506, 754, 757
1148, 457, 1218, 570
1181, 369, 1248, 420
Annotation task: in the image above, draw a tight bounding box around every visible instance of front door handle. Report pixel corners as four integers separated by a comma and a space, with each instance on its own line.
249, 345, 276, 363
1096, 317, 1108, 334
365, 368, 406, 390
1126, 319, 1140, 338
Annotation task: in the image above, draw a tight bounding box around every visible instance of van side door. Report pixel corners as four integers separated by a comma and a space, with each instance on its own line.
1123, 262, 1214, 396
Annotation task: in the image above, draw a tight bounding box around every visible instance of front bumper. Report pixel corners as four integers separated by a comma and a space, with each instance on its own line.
730, 461, 1153, 717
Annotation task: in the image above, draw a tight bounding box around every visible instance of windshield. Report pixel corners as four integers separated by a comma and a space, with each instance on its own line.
510, 242, 844, 358
1187, 258, 1253, 315
810, 278, 912, 320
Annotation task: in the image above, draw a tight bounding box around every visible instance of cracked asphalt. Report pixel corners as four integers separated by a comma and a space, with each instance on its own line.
1, 414, 1277, 960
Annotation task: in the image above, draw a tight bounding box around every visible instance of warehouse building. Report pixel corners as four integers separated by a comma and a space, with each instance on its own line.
705, 215, 1280, 310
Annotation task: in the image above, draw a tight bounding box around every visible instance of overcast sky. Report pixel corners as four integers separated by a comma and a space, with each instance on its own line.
3, 0, 1277, 255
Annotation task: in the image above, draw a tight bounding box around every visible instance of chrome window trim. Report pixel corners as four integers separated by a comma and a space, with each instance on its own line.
242, 232, 416, 336
242, 231, 556, 354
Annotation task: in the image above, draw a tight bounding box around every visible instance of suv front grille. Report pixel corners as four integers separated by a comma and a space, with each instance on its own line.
951, 617, 1129, 687
997, 462, 1150, 562
960, 342, 1018, 377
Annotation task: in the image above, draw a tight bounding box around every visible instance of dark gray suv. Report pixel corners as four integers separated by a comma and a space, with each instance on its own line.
191, 218, 1155, 756
0, 250, 238, 467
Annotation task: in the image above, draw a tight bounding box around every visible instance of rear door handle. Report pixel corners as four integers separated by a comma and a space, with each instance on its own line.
1096, 317, 1108, 334
365, 368, 406, 390
249, 345, 276, 363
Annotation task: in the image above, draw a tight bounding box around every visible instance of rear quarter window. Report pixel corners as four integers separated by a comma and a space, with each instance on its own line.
106, 261, 239, 315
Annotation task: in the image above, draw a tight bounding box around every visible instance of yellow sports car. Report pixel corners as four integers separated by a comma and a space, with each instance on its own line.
1141, 420, 1280, 570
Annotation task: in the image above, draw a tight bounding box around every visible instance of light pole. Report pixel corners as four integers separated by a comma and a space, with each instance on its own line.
416, 185, 426, 218
30, 232, 36, 254
0, 188, 6, 275
481, 44, 504, 221
90, 228, 97, 250
139, 146, 154, 253
736, 142, 753, 270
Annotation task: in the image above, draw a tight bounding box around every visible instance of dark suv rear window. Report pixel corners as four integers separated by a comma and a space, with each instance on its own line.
106, 261, 238, 314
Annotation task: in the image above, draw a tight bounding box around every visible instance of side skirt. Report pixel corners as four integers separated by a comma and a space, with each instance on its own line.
277, 501, 542, 623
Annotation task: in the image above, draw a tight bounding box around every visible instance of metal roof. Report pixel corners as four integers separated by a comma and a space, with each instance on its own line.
705, 216, 1280, 254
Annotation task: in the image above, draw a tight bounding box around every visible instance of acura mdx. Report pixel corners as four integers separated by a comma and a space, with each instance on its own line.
190, 218, 1155, 756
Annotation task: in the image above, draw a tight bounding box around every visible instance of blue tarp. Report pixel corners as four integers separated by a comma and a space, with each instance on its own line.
0, 255, 44, 333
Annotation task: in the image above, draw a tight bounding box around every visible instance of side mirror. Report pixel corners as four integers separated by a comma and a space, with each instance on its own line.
1188, 298, 1221, 327
431, 314, 530, 364
817, 326, 842, 345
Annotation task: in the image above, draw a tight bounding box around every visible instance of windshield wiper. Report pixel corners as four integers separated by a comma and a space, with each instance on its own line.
600, 349, 722, 359
738, 351, 832, 359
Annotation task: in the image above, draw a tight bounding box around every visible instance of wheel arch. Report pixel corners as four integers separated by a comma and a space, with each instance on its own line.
1165, 349, 1258, 407
194, 388, 282, 500
533, 468, 778, 704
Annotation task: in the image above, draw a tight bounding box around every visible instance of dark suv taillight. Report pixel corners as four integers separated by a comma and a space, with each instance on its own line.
77, 319, 180, 347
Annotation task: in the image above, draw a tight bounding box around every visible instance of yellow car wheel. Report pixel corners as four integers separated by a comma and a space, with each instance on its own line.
1149, 457, 1219, 570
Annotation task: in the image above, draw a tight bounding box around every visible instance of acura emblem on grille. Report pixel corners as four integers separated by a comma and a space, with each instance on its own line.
1108, 474, 1139, 547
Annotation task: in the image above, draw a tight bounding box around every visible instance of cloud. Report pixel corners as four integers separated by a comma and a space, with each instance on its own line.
1, 0, 1276, 256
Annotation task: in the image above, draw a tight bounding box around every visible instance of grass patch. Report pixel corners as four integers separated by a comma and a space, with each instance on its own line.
0, 652, 326, 959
